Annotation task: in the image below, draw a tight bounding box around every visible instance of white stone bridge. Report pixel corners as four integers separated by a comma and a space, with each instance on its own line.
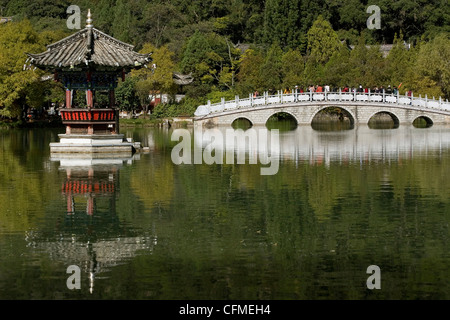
194, 91, 450, 126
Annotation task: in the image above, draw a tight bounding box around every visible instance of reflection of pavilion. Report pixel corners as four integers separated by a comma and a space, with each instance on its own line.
25, 155, 156, 294
61, 161, 119, 217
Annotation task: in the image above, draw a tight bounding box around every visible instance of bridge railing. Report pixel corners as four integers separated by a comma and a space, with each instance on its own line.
194, 90, 450, 117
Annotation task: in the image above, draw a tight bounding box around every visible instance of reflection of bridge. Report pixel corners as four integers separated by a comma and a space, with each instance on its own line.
194, 91, 450, 126
193, 125, 450, 166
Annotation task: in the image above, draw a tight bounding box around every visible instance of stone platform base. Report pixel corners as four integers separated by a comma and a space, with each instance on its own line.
50, 134, 136, 154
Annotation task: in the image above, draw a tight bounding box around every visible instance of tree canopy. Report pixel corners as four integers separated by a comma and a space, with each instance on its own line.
1, 0, 449, 120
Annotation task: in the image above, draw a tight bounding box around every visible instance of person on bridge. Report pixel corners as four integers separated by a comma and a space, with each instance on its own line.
386, 85, 392, 95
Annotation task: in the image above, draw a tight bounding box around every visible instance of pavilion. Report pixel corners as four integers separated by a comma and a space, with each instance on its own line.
26, 10, 151, 155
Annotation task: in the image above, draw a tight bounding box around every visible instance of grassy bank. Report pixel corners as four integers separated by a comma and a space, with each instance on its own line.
0, 118, 63, 129
119, 117, 194, 128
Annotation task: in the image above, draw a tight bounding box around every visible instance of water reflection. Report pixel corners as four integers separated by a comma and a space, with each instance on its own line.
193, 124, 450, 166
25, 155, 156, 294
2, 126, 449, 299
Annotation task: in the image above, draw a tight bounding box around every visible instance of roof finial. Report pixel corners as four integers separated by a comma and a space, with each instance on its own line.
86, 9, 93, 29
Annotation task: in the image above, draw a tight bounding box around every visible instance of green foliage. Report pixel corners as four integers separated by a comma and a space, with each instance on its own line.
180, 31, 239, 91
322, 45, 351, 87
1, 0, 450, 123
307, 15, 342, 65
281, 49, 305, 89
415, 33, 450, 98
115, 77, 140, 111
259, 43, 283, 91
0, 19, 44, 119
151, 98, 201, 118
111, 0, 131, 43
385, 33, 413, 90
263, 0, 303, 49
236, 48, 264, 95
132, 43, 177, 107
206, 89, 237, 103
346, 39, 384, 88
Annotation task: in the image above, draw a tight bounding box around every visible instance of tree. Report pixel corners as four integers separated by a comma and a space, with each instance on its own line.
93, 0, 116, 35
306, 15, 341, 65
412, 33, 450, 98
115, 77, 140, 111
136, 2, 183, 48
111, 0, 131, 43
259, 43, 283, 91
262, 0, 303, 50
346, 37, 386, 88
236, 48, 264, 95
385, 33, 414, 93
132, 43, 177, 110
0, 20, 44, 119
281, 49, 305, 89
180, 31, 239, 93
322, 45, 351, 88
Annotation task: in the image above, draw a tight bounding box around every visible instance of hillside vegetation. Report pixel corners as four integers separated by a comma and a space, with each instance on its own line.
0, 0, 449, 120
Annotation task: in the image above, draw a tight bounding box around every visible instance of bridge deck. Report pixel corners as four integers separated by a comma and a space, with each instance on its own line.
194, 91, 450, 121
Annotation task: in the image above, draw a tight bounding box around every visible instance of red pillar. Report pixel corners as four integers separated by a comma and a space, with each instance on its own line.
87, 88, 94, 135
86, 196, 94, 216
86, 89, 94, 108
67, 193, 74, 215
109, 90, 115, 108
65, 89, 71, 108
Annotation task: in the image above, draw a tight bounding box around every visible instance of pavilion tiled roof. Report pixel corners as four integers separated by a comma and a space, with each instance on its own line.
26, 11, 151, 71
173, 72, 194, 85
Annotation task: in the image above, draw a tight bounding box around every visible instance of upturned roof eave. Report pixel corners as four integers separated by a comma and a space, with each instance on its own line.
26, 27, 152, 71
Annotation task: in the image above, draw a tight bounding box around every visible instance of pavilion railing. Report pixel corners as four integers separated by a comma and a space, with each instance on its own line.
194, 90, 450, 117
60, 108, 116, 122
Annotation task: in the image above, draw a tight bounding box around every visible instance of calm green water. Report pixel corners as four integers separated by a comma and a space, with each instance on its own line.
0, 124, 449, 300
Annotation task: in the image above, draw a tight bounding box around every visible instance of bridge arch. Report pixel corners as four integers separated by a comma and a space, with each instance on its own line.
264, 111, 299, 127
231, 116, 253, 129
368, 111, 400, 129
413, 116, 434, 128
310, 106, 356, 125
